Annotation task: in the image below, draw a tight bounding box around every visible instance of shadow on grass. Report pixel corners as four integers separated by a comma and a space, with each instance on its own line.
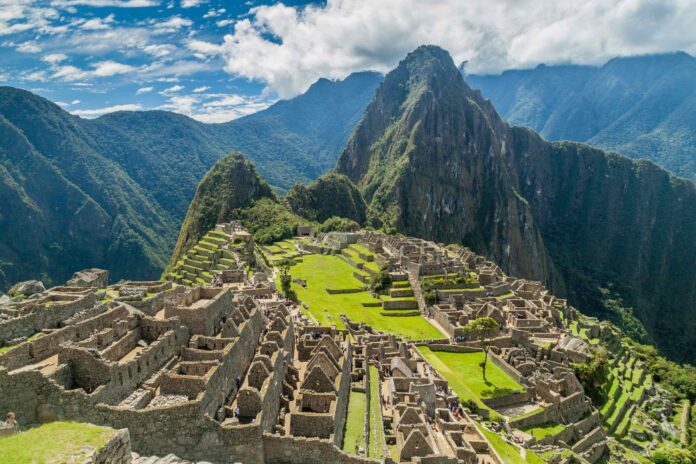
481, 386, 523, 398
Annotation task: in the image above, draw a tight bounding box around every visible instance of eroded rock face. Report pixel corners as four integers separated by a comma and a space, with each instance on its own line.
67, 268, 109, 288
8, 280, 45, 297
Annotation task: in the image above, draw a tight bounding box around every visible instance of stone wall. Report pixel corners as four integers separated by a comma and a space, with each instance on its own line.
0, 293, 97, 344
263, 433, 379, 464
199, 308, 264, 417
92, 428, 132, 464
333, 343, 353, 447
0, 304, 127, 371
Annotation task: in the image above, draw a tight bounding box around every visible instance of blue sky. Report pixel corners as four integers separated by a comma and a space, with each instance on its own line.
2, 0, 695, 122
0, 0, 321, 121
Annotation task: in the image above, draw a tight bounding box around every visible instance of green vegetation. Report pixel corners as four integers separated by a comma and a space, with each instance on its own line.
573, 347, 610, 406
368, 365, 388, 459
520, 422, 566, 440
462, 317, 500, 380
0, 421, 116, 464
168, 153, 275, 267
653, 444, 696, 464
279, 254, 442, 340
237, 198, 310, 245
477, 424, 545, 464
343, 391, 367, 454
319, 216, 361, 233
417, 348, 524, 411
369, 265, 392, 295
287, 172, 367, 223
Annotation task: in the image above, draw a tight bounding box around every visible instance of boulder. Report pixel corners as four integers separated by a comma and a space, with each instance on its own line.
8, 280, 45, 297
67, 268, 109, 288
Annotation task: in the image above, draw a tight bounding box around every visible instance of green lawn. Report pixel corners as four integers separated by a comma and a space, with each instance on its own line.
368, 365, 388, 459
281, 254, 443, 340
0, 421, 116, 464
343, 391, 367, 454
520, 422, 566, 440
478, 425, 546, 464
417, 348, 524, 411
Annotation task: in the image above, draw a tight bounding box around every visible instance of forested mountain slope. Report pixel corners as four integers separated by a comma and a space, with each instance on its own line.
467, 52, 696, 181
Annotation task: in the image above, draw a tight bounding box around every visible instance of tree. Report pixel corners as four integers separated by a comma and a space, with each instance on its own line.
278, 258, 294, 299
572, 347, 609, 405
369, 265, 392, 295
463, 317, 500, 380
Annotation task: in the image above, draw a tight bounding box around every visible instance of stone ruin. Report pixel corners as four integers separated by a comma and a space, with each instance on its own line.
0, 225, 615, 463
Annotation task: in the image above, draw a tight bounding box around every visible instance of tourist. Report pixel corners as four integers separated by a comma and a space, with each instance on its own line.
5, 412, 17, 429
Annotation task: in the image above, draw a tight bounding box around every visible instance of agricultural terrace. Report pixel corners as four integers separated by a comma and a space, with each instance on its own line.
417, 348, 524, 411
279, 253, 444, 340
0, 422, 117, 464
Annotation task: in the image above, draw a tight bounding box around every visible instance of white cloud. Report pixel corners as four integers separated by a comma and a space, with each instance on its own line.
216, 19, 233, 27
51, 0, 158, 7
156, 91, 272, 122
218, 0, 696, 98
136, 86, 154, 94
72, 103, 143, 118
16, 42, 41, 53
181, 0, 205, 7
159, 84, 184, 94
42, 53, 68, 64
187, 39, 222, 56
80, 14, 115, 30
92, 60, 136, 76
153, 15, 193, 33
193, 86, 209, 92
52, 60, 136, 81
203, 7, 224, 18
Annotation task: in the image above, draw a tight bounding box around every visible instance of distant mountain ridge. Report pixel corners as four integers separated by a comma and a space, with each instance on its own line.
0, 71, 382, 288
467, 51, 696, 182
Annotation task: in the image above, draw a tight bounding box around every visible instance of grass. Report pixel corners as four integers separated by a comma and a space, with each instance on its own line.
519, 422, 566, 440
281, 254, 443, 340
0, 332, 44, 355
343, 391, 367, 454
417, 348, 524, 412
368, 365, 388, 459
0, 421, 116, 464
477, 424, 545, 464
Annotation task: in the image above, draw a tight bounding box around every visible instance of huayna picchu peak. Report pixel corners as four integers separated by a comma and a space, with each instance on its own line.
3, 31, 696, 464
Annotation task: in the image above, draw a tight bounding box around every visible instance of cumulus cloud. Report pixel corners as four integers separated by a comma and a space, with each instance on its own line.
72, 103, 143, 118
218, 0, 696, 97
16, 42, 42, 53
42, 53, 68, 63
136, 86, 154, 94
153, 15, 193, 33
187, 38, 223, 56
181, 0, 205, 8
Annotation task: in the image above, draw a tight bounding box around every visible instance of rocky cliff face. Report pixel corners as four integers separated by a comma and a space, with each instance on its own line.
337, 45, 696, 361
337, 46, 557, 288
